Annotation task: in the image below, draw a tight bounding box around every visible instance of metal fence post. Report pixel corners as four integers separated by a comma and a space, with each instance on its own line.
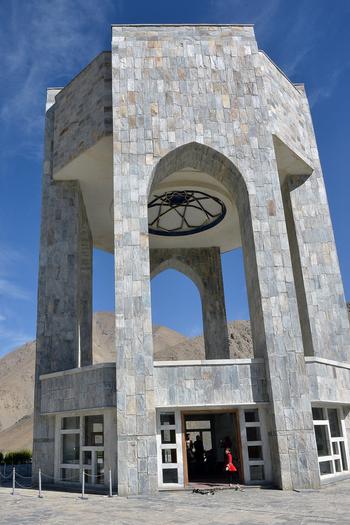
109, 469, 112, 497
12, 467, 15, 495
38, 468, 43, 498
81, 468, 86, 499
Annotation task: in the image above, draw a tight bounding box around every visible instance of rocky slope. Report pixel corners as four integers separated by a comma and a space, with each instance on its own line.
0, 311, 253, 452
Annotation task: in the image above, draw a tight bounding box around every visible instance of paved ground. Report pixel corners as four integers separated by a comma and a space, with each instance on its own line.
0, 481, 349, 525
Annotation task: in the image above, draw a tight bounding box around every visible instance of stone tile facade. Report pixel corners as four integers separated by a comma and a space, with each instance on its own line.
154, 359, 268, 406
306, 358, 350, 404
111, 24, 322, 493
52, 52, 112, 174
33, 24, 350, 497
40, 364, 116, 414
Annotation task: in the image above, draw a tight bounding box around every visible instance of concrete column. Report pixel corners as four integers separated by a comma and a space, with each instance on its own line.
33, 100, 93, 482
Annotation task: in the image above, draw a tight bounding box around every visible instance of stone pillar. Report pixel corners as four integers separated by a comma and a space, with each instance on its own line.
282, 178, 314, 357
200, 247, 229, 360
33, 98, 93, 481
113, 177, 158, 496
280, 86, 350, 363
79, 215, 93, 367
150, 247, 229, 360
237, 172, 320, 491
35, 183, 91, 373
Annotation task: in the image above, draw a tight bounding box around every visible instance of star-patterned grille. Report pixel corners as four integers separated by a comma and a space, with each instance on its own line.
148, 190, 226, 236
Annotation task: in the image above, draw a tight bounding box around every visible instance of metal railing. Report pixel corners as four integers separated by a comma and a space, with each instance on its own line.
0, 466, 114, 499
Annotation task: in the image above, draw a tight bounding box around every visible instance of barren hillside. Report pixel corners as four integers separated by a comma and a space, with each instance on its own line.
0, 311, 253, 452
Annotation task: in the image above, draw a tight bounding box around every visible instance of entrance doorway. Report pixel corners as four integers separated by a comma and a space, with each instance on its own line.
183, 411, 243, 486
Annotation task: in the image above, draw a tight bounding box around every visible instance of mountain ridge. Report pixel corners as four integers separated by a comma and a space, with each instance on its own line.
0, 311, 253, 451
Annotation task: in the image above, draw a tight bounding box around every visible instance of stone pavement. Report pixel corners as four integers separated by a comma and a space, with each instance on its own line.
1, 481, 350, 525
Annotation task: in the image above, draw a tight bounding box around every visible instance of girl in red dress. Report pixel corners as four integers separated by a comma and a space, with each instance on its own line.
225, 447, 237, 487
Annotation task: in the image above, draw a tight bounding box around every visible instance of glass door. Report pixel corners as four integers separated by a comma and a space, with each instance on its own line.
82, 448, 104, 485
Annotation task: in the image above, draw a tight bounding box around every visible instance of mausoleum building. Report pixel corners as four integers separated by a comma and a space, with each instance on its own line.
33, 24, 350, 495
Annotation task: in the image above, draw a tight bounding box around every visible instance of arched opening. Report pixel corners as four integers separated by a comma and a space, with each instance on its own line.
148, 142, 264, 360
151, 269, 205, 361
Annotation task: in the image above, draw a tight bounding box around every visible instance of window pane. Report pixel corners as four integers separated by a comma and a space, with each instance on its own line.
96, 451, 104, 484
332, 442, 339, 455
340, 442, 348, 471
162, 449, 177, 464
83, 451, 92, 465
328, 409, 342, 438
62, 433, 80, 464
162, 468, 178, 484
319, 461, 333, 475
160, 413, 175, 426
161, 429, 176, 444
61, 468, 79, 482
245, 410, 259, 423
202, 430, 212, 451
186, 420, 211, 430
250, 465, 264, 481
312, 408, 325, 420
314, 425, 330, 457
248, 446, 263, 460
335, 459, 342, 473
246, 427, 261, 442
62, 416, 80, 430
85, 415, 104, 446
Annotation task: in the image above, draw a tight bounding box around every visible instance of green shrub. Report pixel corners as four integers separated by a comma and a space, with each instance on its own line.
4, 449, 32, 465
0, 451, 3, 464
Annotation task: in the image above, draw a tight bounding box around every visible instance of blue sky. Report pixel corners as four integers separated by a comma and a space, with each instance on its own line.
0, 0, 349, 356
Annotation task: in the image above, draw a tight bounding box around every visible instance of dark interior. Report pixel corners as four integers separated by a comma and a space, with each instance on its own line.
184, 412, 242, 485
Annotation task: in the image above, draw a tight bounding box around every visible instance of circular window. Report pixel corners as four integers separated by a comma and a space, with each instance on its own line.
148, 190, 226, 236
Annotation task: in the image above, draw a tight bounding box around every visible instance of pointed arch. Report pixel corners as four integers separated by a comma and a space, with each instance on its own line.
150, 255, 204, 296
149, 142, 248, 211
149, 142, 266, 358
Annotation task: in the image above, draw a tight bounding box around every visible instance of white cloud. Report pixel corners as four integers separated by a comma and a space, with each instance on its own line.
0, 0, 122, 157
207, 0, 281, 37
309, 62, 350, 107
0, 279, 31, 301
208, 1, 345, 107
0, 246, 23, 271
0, 244, 31, 300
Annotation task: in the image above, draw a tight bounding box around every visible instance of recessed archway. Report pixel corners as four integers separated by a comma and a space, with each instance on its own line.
148, 142, 266, 359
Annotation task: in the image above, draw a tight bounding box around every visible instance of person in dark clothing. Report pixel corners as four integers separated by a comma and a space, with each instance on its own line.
193, 435, 204, 463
